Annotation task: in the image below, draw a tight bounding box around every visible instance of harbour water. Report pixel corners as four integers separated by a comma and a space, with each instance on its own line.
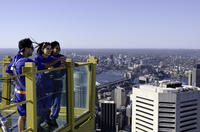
96, 70, 124, 84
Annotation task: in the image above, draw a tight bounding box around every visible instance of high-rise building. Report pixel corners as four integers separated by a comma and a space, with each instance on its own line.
116, 107, 126, 130
188, 70, 192, 86
192, 64, 200, 87
132, 83, 200, 132
112, 86, 126, 109
100, 100, 116, 132
126, 104, 132, 126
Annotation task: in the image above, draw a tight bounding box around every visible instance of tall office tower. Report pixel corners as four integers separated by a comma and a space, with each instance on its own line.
100, 100, 116, 132
126, 104, 132, 126
188, 70, 192, 86
192, 64, 200, 87
112, 86, 126, 109
116, 107, 126, 130
140, 60, 143, 65
74, 66, 88, 108
132, 83, 200, 132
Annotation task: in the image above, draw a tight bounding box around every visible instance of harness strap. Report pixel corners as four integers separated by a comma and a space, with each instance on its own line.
15, 88, 26, 94
54, 77, 62, 80
11, 57, 26, 89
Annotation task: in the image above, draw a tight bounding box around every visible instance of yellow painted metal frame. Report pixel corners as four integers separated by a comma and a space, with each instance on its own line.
66, 58, 75, 131
86, 65, 91, 110
0, 56, 98, 132
87, 56, 97, 120
24, 62, 38, 131
1, 56, 12, 106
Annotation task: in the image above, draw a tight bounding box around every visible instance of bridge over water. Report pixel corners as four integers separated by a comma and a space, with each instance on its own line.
96, 78, 133, 92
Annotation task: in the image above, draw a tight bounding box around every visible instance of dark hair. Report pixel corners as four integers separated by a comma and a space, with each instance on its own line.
18, 38, 33, 52
51, 41, 60, 49
36, 42, 51, 56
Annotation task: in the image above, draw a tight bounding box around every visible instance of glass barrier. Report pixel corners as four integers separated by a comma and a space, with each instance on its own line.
60, 74, 67, 107
10, 80, 16, 104
73, 64, 91, 118
0, 110, 18, 132
36, 67, 67, 131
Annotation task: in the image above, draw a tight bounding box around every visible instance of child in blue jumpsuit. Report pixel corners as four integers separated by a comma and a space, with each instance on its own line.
47, 41, 66, 128
34, 42, 65, 127
6, 38, 34, 132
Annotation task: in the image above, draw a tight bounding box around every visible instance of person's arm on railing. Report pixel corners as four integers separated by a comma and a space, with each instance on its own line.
44, 57, 65, 68
46, 56, 66, 69
53, 56, 67, 78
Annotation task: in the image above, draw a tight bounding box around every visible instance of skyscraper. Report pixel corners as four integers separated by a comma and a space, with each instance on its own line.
112, 86, 126, 109
188, 70, 192, 86
100, 100, 116, 132
132, 83, 200, 132
192, 64, 200, 87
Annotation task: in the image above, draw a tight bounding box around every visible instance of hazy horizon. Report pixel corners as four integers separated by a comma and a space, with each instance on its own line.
1, 47, 200, 50
0, 0, 199, 49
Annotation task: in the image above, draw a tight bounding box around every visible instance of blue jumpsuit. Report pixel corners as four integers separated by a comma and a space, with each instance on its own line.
51, 54, 65, 120
34, 55, 56, 122
6, 52, 34, 116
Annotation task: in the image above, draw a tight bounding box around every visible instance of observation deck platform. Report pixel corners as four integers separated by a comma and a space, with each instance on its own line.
0, 56, 97, 132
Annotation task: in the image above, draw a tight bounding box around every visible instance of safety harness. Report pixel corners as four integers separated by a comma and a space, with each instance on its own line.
11, 58, 26, 95
10, 50, 26, 95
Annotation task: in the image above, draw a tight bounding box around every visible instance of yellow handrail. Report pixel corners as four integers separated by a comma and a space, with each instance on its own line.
0, 100, 30, 112
0, 66, 66, 80
75, 62, 92, 66
0, 73, 26, 80
0, 63, 92, 81
23, 128, 33, 132
36, 66, 66, 73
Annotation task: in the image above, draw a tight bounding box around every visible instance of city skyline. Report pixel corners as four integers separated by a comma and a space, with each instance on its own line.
0, 0, 200, 49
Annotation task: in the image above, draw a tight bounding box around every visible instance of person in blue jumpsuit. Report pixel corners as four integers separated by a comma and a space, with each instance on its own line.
34, 42, 65, 128
6, 38, 34, 132
46, 41, 66, 128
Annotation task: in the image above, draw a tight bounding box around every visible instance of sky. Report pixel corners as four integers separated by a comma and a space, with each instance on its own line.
0, 0, 199, 49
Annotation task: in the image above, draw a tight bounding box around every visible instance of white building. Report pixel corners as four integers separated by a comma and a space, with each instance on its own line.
132, 83, 200, 132
188, 70, 192, 86
112, 86, 126, 109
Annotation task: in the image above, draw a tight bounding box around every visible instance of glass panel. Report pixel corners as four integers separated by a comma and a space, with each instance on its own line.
0, 110, 18, 132
60, 74, 67, 107
10, 80, 16, 104
56, 73, 68, 129
36, 68, 67, 131
74, 65, 91, 118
